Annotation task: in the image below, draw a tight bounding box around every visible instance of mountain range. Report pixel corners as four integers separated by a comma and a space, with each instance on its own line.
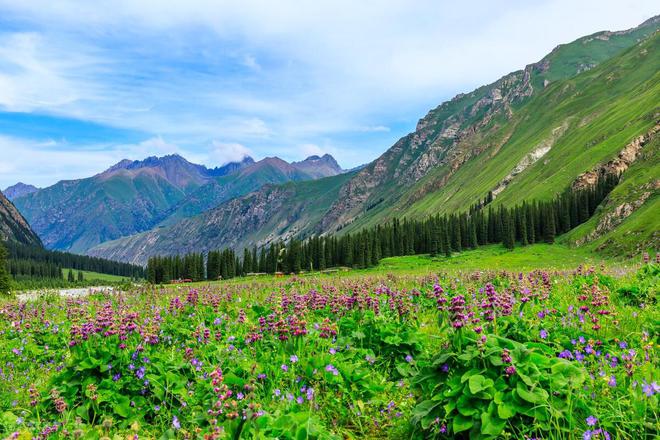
85, 16, 660, 264
9, 153, 343, 253
3, 16, 659, 265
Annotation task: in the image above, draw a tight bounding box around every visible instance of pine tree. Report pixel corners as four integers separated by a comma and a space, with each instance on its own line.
544, 204, 556, 243
0, 243, 11, 294
502, 209, 515, 250
67, 269, 75, 283
77, 271, 84, 282
519, 207, 529, 246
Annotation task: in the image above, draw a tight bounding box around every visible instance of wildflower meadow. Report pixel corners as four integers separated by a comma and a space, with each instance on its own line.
0, 261, 657, 439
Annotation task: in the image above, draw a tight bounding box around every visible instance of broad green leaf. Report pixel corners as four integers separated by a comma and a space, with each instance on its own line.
481, 411, 506, 435
452, 414, 474, 433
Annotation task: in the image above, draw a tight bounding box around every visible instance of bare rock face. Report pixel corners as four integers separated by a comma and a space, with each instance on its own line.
576, 184, 656, 247
573, 123, 659, 190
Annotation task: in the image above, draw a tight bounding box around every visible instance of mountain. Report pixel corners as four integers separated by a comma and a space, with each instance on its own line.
0, 190, 42, 246
291, 154, 343, 179
157, 155, 344, 226
14, 153, 343, 253
87, 17, 660, 264
3, 183, 39, 201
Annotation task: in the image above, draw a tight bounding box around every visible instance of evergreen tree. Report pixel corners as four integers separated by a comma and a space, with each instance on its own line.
502, 209, 515, 250
0, 243, 10, 293
67, 269, 75, 283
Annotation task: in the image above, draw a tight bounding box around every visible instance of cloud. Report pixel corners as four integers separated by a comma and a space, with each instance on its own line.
299, 143, 325, 158
208, 141, 253, 165
0, 0, 657, 186
358, 125, 390, 133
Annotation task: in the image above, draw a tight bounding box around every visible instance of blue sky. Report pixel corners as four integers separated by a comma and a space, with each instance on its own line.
0, 0, 657, 188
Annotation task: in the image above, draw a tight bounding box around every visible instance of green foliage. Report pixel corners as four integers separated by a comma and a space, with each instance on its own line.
412, 335, 589, 438
0, 243, 10, 294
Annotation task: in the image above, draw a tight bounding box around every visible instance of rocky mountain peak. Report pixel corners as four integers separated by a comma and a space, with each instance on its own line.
3, 182, 40, 201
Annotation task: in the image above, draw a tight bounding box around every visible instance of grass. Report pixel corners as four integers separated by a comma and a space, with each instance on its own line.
62, 268, 128, 282
373, 243, 611, 273
160, 243, 624, 292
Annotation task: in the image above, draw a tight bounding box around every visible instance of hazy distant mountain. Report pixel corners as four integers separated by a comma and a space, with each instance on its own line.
88, 17, 660, 264
3, 183, 39, 201
14, 153, 343, 253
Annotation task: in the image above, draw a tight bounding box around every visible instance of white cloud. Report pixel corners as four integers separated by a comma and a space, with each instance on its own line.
0, 0, 657, 184
299, 143, 325, 158
358, 125, 390, 133
208, 141, 252, 165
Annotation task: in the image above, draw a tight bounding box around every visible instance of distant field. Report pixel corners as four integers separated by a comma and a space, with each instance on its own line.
160, 243, 629, 291
372, 243, 616, 273
62, 268, 128, 282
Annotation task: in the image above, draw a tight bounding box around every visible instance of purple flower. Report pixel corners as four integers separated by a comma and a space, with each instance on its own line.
281, 364, 288, 372
642, 384, 653, 396
274, 389, 281, 397
441, 363, 450, 373
135, 366, 146, 380
290, 355, 298, 363
296, 396, 304, 404
172, 415, 180, 430
405, 355, 413, 363
607, 376, 616, 387
586, 415, 597, 426
329, 348, 336, 355
236, 392, 244, 400
325, 364, 339, 376
539, 329, 548, 339
112, 373, 121, 381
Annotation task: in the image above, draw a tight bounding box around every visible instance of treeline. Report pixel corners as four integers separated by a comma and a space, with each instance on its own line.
146, 174, 618, 283
4, 242, 144, 279
7, 258, 63, 279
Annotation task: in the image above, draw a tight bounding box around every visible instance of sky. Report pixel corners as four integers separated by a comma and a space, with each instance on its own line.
0, 0, 657, 189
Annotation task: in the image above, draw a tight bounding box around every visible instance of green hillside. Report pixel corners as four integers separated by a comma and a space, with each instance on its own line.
562, 133, 659, 255
398, 32, 658, 218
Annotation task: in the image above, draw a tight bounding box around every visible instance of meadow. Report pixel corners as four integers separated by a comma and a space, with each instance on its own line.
0, 250, 657, 439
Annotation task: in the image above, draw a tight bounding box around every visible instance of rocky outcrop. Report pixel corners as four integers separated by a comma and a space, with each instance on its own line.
573, 123, 659, 190
0, 190, 42, 246
576, 181, 657, 247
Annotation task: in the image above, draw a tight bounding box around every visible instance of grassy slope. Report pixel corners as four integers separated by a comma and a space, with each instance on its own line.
337, 22, 660, 234
562, 134, 659, 255
404, 33, 659, 216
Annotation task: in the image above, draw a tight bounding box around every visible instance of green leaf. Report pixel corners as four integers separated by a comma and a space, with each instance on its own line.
112, 395, 131, 418
497, 402, 516, 419
516, 382, 548, 404
468, 375, 493, 394
481, 411, 506, 436
296, 426, 308, 440
412, 400, 441, 420
452, 414, 474, 433
457, 395, 479, 416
